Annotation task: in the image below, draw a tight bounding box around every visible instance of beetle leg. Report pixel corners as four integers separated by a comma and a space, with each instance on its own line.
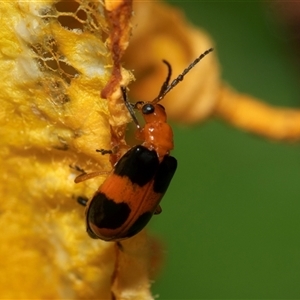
77, 196, 88, 207
116, 241, 123, 251
71, 163, 110, 183
70, 164, 85, 173
96, 148, 113, 155
154, 205, 162, 215
74, 171, 109, 183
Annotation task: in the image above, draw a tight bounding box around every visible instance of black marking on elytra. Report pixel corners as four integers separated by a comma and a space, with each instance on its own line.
126, 211, 153, 238
87, 226, 99, 239
114, 145, 159, 187
88, 192, 131, 230
153, 155, 177, 194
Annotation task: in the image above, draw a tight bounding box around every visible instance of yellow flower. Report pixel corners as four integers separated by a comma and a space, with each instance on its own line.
0, 1, 154, 299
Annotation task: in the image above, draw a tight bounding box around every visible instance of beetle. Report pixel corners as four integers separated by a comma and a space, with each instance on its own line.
75, 48, 214, 241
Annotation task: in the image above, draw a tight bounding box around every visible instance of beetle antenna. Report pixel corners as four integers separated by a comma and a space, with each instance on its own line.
121, 87, 140, 128
157, 60, 172, 98
152, 47, 214, 104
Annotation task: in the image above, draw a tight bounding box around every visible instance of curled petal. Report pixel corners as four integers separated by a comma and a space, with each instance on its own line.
124, 1, 220, 123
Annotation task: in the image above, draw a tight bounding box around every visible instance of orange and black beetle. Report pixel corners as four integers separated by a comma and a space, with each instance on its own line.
76, 48, 213, 241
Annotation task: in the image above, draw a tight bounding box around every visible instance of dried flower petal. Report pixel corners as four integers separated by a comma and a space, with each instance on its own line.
0, 1, 158, 299
126, 1, 300, 140
216, 85, 300, 141
124, 1, 220, 123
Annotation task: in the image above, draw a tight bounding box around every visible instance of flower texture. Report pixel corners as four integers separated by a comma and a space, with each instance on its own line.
0, 1, 157, 299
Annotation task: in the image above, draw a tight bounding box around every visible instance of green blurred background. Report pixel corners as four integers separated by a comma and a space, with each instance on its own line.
148, 1, 300, 299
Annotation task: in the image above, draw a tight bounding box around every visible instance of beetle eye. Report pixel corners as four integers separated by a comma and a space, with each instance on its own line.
142, 104, 155, 115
